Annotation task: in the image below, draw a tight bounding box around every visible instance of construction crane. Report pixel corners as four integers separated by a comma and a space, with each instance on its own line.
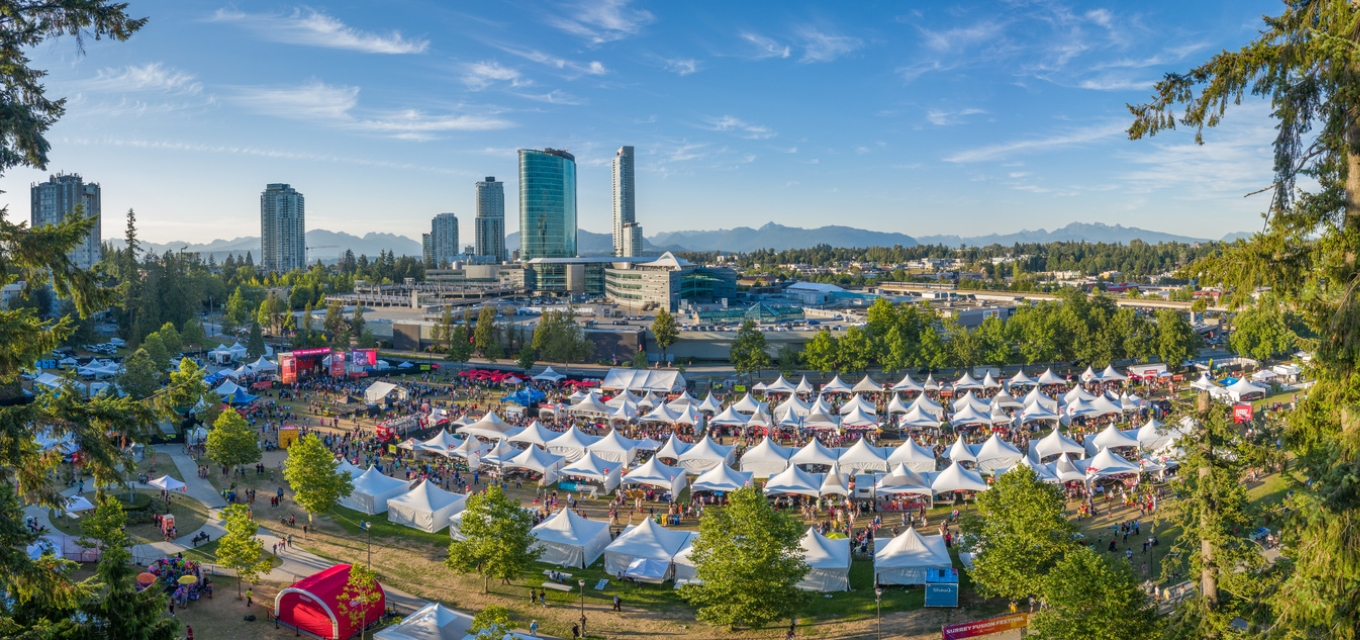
306, 245, 338, 264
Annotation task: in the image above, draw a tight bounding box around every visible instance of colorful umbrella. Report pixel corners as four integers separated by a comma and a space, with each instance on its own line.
136, 572, 156, 584
177, 575, 197, 585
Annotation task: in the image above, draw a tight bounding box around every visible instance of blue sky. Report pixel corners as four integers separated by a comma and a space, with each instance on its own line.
0, 0, 1282, 245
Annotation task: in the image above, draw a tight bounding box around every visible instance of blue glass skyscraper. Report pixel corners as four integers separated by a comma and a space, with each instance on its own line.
518, 148, 577, 260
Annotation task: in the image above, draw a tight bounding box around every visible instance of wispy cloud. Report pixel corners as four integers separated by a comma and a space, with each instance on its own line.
78, 63, 202, 95
1078, 76, 1153, 91
546, 0, 654, 44
208, 8, 428, 54
704, 115, 776, 139
664, 58, 699, 75
230, 81, 512, 140
795, 26, 862, 63
515, 90, 586, 105
927, 107, 986, 126
60, 136, 467, 174
944, 121, 1125, 163
495, 45, 608, 77
740, 32, 790, 59
462, 61, 527, 90
919, 21, 1005, 52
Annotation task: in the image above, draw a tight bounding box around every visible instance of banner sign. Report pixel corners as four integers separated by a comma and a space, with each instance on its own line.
279, 354, 297, 384
942, 613, 1028, 640
1233, 403, 1254, 423
331, 350, 346, 378
290, 347, 334, 358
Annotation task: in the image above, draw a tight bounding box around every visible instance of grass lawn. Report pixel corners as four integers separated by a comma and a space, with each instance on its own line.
49, 488, 209, 544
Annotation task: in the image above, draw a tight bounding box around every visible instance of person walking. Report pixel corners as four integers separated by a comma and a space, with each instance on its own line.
530, 620, 538, 636
572, 623, 580, 639
613, 594, 621, 611
246, 588, 253, 607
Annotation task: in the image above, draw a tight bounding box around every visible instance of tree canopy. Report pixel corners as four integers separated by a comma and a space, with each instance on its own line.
444, 486, 540, 593
283, 434, 353, 519
960, 465, 1078, 601
729, 319, 771, 375
205, 408, 261, 472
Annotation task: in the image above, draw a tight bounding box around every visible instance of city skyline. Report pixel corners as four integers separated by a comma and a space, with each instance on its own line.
0, 0, 1283, 245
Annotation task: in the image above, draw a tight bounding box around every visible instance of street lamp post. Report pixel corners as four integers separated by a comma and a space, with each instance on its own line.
875, 586, 883, 640
360, 521, 372, 568
578, 578, 587, 637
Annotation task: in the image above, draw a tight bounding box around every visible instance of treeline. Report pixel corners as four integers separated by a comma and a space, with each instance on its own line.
782, 292, 1201, 374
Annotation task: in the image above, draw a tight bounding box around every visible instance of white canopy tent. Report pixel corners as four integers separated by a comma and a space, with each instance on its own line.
1091, 424, 1141, 450
731, 393, 764, 414
416, 429, 463, 455
457, 412, 521, 441
1227, 378, 1268, 402
559, 452, 622, 494
789, 439, 840, 469
696, 393, 723, 414
386, 479, 467, 533
672, 532, 702, 586
503, 445, 565, 486
931, 461, 989, 495
372, 601, 474, 640
974, 434, 1025, 475
841, 405, 879, 429
836, 439, 888, 473
820, 375, 853, 395
1033, 429, 1085, 460
886, 394, 911, 416
604, 518, 693, 581
532, 367, 566, 382
818, 465, 851, 498
1100, 365, 1128, 382
1083, 447, 1142, 479
507, 421, 558, 449
677, 436, 736, 474
981, 372, 1002, 389
950, 403, 991, 428
531, 509, 612, 568
874, 527, 952, 586
641, 403, 680, 424
794, 376, 814, 395
1020, 401, 1062, 424
586, 429, 640, 465
1009, 370, 1037, 387
852, 375, 882, 394
690, 463, 753, 494
148, 475, 186, 492
765, 375, 797, 394
775, 394, 813, 418
738, 437, 794, 478
892, 374, 925, 394
886, 439, 939, 473
897, 405, 944, 430
339, 467, 412, 515
621, 456, 687, 498
364, 381, 408, 405
839, 394, 878, 416
546, 426, 603, 462
953, 372, 983, 391
1037, 368, 1067, 386
1051, 453, 1088, 484
874, 464, 934, 499
708, 406, 750, 428
654, 434, 692, 464
797, 527, 852, 592
568, 393, 611, 417
763, 465, 824, 498
990, 391, 1023, 410
600, 369, 687, 393
944, 436, 978, 464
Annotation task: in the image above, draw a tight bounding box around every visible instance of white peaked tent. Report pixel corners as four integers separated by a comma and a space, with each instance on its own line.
148, 475, 186, 492
910, 393, 947, 418
641, 403, 680, 424
775, 394, 813, 418
898, 405, 943, 430
1009, 369, 1037, 387
372, 602, 475, 640
840, 394, 878, 416
1083, 447, 1142, 479
1021, 401, 1062, 424
789, 438, 841, 469
820, 375, 854, 395
1227, 378, 1268, 402
952, 391, 991, 413
739, 437, 794, 478
764, 464, 823, 498
798, 528, 852, 592
708, 406, 750, 428
674, 405, 703, 427
458, 411, 520, 441
874, 527, 952, 586
852, 375, 882, 394
386, 480, 467, 533
887, 394, 911, 416
214, 380, 242, 397
634, 436, 664, 451
988, 404, 1014, 426
339, 467, 412, 515
600, 369, 686, 393
586, 429, 640, 465
655, 434, 692, 463
504, 445, 565, 485
604, 518, 693, 580
1037, 368, 1067, 386
532, 509, 612, 568
606, 390, 643, 409
990, 391, 1023, 410
1100, 365, 1128, 382
841, 405, 879, 428
804, 408, 839, 432
1050, 453, 1088, 484
668, 389, 698, 407
508, 421, 558, 448
1006, 455, 1060, 484
954, 372, 983, 390
746, 407, 777, 431
765, 375, 797, 394
621, 456, 687, 498
546, 426, 602, 462
559, 452, 622, 494
892, 373, 924, 394
251, 357, 277, 373
532, 366, 566, 382
731, 392, 764, 414
335, 458, 365, 483
974, 434, 1025, 475
637, 391, 658, 410
886, 439, 939, 473
449, 436, 489, 461
694, 393, 721, 414
417, 429, 462, 455
569, 393, 611, 416
482, 440, 518, 466
837, 439, 888, 473
677, 436, 736, 474
795, 376, 814, 395
364, 381, 408, 405
875, 464, 934, 498
950, 403, 991, 428
1080, 366, 1099, 382
944, 436, 978, 463
923, 374, 940, 391
777, 409, 803, 429
1034, 429, 1085, 460
1023, 386, 1059, 410
691, 463, 753, 494
1063, 385, 1099, 404
981, 372, 1002, 389
932, 461, 990, 494
1138, 416, 1192, 453
671, 532, 702, 586
607, 402, 640, 424
819, 465, 851, 498
1091, 424, 1141, 450
1191, 372, 1219, 392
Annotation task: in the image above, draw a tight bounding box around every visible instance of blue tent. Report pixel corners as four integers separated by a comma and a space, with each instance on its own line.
226, 388, 258, 405
500, 388, 547, 406
203, 371, 227, 385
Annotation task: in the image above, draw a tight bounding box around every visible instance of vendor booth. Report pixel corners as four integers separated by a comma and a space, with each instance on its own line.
531, 508, 612, 569
874, 527, 953, 586
385, 479, 467, 533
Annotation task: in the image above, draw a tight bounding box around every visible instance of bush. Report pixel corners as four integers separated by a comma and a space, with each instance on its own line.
116, 492, 157, 525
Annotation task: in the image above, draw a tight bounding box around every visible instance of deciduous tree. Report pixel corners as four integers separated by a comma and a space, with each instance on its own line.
336, 563, 382, 640
283, 434, 353, 521
469, 605, 513, 640
205, 408, 260, 474
960, 465, 1077, 601
651, 308, 679, 363
802, 329, 839, 374
216, 504, 272, 597
445, 486, 539, 594
729, 319, 771, 376
1027, 547, 1161, 640
116, 348, 160, 400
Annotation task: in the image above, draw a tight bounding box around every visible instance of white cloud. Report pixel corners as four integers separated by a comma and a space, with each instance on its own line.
515, 90, 586, 105
547, 0, 654, 44
1078, 77, 1154, 91
795, 26, 862, 63
927, 107, 986, 126
231, 81, 512, 140
1119, 103, 1278, 200
79, 63, 202, 95
61, 136, 465, 174
664, 59, 699, 75
462, 61, 526, 90
944, 121, 1125, 163
496, 46, 608, 77
209, 8, 428, 54
918, 21, 1005, 52
704, 115, 776, 139
741, 32, 790, 59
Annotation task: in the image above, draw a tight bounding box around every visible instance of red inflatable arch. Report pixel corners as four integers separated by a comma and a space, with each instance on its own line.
274, 564, 385, 639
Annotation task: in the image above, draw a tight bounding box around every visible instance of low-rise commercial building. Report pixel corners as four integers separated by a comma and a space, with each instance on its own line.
604, 253, 738, 312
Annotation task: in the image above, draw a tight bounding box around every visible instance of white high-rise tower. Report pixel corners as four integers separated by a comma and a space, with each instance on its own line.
611, 146, 636, 257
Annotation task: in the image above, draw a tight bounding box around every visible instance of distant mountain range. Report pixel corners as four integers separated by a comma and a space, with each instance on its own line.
124, 221, 1251, 263
108, 230, 423, 262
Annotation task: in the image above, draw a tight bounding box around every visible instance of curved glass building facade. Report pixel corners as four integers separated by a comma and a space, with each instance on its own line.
518, 148, 577, 260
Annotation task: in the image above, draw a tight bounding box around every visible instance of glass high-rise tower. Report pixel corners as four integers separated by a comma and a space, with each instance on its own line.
31, 173, 101, 270
260, 183, 305, 272
475, 176, 506, 262
430, 212, 459, 267
518, 149, 577, 260
612, 146, 635, 256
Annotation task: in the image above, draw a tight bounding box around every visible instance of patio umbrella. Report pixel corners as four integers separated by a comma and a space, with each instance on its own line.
177, 575, 198, 585
136, 572, 157, 584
